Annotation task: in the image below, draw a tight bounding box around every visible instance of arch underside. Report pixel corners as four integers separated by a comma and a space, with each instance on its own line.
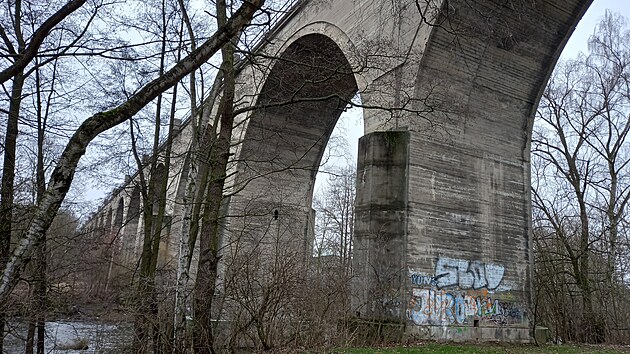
226, 34, 358, 265
390, 0, 594, 337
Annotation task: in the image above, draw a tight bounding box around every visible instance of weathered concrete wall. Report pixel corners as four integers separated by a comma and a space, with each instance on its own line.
396, 0, 593, 342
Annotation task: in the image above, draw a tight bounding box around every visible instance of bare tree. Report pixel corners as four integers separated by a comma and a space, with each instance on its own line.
0, 0, 265, 307
532, 11, 630, 344
0, 1, 101, 350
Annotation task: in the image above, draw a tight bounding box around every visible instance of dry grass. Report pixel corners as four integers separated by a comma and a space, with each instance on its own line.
332, 342, 630, 354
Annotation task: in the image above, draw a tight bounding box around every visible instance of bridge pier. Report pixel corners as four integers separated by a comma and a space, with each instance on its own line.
353, 131, 409, 321
353, 129, 531, 342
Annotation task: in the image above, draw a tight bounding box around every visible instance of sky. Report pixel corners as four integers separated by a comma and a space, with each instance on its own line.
562, 0, 630, 59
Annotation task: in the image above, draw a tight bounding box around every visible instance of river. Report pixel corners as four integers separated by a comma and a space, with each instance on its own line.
3, 321, 132, 353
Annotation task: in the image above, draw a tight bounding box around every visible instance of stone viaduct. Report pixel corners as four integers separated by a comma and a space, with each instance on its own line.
86, 0, 593, 342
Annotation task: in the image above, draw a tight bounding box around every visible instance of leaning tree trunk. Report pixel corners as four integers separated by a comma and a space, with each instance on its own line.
0, 0, 264, 307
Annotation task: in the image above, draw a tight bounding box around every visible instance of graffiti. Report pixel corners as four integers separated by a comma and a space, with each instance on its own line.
409, 271, 438, 287
406, 257, 521, 326
407, 257, 523, 325
433, 257, 505, 290
406, 288, 522, 326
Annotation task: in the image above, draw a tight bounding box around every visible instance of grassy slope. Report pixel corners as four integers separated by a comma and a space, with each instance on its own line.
335, 343, 630, 353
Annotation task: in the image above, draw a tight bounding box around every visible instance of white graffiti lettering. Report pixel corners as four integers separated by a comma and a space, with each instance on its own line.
433, 257, 505, 290
409, 271, 438, 287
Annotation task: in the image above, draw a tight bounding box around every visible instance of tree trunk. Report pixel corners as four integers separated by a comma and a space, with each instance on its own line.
0, 70, 25, 353
192, 0, 236, 351
173, 73, 222, 350
34, 56, 54, 354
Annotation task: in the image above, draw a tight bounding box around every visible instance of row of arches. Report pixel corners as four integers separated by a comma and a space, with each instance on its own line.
85, 161, 177, 279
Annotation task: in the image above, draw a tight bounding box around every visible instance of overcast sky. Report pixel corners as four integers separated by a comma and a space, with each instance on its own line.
562, 0, 630, 59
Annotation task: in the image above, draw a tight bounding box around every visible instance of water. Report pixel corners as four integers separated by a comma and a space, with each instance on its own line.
3, 321, 132, 353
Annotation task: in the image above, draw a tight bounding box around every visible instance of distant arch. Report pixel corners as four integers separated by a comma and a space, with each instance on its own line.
105, 208, 112, 231
125, 186, 141, 258
114, 197, 124, 229
151, 163, 166, 214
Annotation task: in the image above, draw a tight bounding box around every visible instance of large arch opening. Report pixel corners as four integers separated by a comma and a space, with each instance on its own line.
219, 35, 362, 333
229, 33, 359, 261
311, 98, 363, 261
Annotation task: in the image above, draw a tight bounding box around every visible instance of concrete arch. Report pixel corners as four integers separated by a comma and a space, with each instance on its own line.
114, 197, 124, 228
151, 163, 166, 213
125, 185, 141, 259
271, 22, 369, 92
266, 21, 387, 135
105, 208, 113, 232
227, 0, 433, 148
221, 0, 596, 342
226, 32, 359, 273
